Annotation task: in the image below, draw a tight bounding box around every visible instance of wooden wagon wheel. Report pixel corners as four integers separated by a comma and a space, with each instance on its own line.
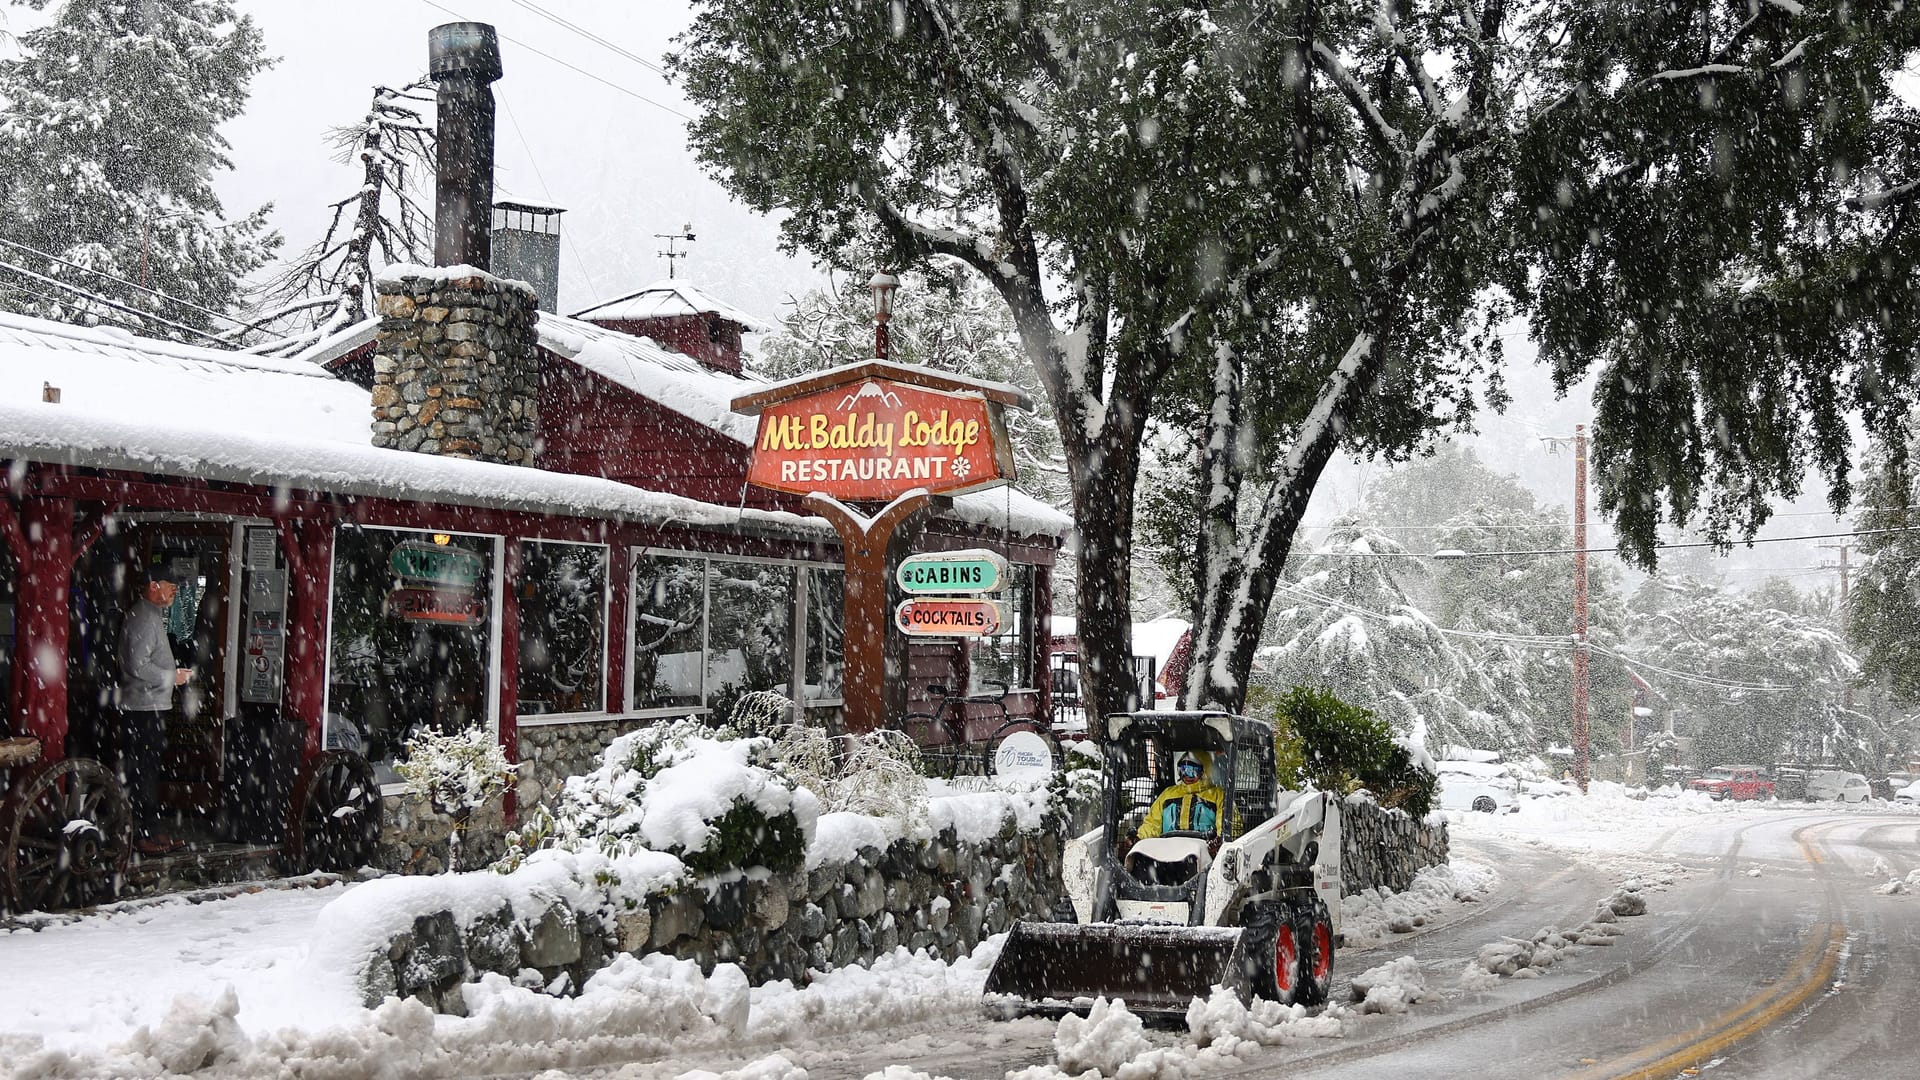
286, 750, 382, 874
1, 757, 132, 915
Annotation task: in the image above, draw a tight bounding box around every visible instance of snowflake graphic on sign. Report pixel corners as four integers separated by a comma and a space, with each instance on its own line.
951, 456, 972, 479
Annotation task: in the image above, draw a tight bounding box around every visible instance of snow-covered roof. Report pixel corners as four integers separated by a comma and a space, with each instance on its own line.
537, 314, 763, 444
0, 310, 824, 535
571, 279, 774, 333
0, 310, 1071, 539
1048, 616, 1191, 665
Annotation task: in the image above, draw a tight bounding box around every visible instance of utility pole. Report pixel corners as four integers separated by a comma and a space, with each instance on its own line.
1541, 426, 1591, 793
1572, 425, 1590, 793
1820, 541, 1855, 740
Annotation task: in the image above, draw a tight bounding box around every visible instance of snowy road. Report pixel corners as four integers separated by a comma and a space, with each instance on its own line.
7, 800, 1920, 1079
564, 808, 1920, 1080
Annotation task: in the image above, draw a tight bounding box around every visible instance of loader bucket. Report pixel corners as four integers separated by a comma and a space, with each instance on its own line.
983, 921, 1250, 1018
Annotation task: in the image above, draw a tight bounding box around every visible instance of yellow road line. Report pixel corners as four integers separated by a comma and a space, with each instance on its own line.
1601, 926, 1845, 1080
1581, 821, 1846, 1079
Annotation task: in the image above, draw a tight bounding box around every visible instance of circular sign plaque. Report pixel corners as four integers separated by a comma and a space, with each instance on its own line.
992, 730, 1055, 783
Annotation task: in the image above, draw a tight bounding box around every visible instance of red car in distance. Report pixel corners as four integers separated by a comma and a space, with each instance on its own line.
1689, 766, 1776, 801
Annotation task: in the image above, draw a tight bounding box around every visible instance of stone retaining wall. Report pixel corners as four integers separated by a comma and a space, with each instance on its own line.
358, 824, 1064, 1013
1339, 795, 1450, 894
516, 718, 651, 810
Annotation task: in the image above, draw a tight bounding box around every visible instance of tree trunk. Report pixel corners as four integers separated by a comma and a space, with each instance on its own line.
1070, 433, 1143, 730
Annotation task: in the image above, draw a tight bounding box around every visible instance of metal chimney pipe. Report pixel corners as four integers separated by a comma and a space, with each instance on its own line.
428, 22, 502, 270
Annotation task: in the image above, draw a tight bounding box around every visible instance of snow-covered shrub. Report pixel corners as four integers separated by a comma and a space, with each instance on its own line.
396, 725, 516, 870
396, 725, 518, 816
830, 729, 928, 828
728, 688, 797, 737
1255, 685, 1435, 815
496, 720, 819, 877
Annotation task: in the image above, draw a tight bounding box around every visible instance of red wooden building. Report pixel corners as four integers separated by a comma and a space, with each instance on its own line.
0, 268, 1067, 903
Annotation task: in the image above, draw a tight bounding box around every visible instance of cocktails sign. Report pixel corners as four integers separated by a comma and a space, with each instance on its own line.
746, 379, 1015, 500
895, 597, 1004, 637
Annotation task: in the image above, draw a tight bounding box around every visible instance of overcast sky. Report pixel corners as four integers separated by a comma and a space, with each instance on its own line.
204, 1, 1859, 587
215, 0, 830, 324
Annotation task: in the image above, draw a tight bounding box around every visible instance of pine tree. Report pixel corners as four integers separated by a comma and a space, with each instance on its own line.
1256, 520, 1500, 752
0, 0, 279, 338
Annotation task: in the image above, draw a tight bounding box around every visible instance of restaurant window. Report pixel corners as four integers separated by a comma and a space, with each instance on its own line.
327, 525, 495, 783
631, 553, 705, 709
630, 552, 822, 713
971, 562, 1034, 692
804, 568, 844, 702
516, 541, 607, 716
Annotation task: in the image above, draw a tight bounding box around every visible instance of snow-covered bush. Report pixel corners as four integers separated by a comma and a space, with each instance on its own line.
498, 720, 819, 877
396, 725, 516, 870
1255, 685, 1436, 815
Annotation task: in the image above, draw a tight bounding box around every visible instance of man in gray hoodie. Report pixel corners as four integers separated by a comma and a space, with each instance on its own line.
119, 566, 192, 853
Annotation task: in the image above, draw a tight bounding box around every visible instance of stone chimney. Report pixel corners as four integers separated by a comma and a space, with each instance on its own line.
370, 269, 538, 464
368, 23, 540, 466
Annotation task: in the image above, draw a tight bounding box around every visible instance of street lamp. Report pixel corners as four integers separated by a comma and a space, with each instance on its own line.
868, 270, 899, 360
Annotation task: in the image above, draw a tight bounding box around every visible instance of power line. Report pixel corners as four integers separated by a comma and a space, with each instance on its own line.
504, 0, 669, 78
0, 258, 226, 343
416, 0, 695, 122
0, 235, 253, 331
1308, 526, 1920, 560
497, 90, 602, 307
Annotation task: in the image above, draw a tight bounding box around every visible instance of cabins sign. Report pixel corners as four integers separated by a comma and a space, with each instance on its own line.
745, 378, 1016, 501
897, 549, 1009, 595
386, 539, 483, 625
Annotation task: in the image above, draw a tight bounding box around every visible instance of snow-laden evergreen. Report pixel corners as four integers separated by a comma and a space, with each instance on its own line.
0, 0, 278, 337
1256, 519, 1500, 752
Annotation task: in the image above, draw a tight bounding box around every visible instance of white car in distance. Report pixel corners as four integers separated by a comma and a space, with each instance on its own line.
1436, 760, 1520, 813
1805, 770, 1872, 804
1895, 779, 1920, 804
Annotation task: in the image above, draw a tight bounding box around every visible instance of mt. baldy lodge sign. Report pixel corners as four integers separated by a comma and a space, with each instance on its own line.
746, 378, 1017, 501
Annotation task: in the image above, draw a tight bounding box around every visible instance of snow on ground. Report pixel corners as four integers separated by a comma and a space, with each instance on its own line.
0, 881, 358, 1056
1443, 781, 1919, 868
1339, 860, 1499, 948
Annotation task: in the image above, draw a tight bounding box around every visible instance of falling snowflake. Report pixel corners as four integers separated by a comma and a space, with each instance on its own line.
951, 456, 972, 478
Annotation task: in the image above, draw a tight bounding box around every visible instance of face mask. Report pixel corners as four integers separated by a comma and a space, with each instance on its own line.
1178, 761, 1201, 780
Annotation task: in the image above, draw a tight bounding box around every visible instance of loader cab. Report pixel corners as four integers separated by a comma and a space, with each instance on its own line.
1101, 711, 1276, 923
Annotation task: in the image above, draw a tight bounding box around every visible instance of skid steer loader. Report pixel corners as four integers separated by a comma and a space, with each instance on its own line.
984, 711, 1342, 1018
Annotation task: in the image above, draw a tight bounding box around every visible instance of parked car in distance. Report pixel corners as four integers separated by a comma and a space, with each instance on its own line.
1688, 766, 1776, 801
1895, 779, 1920, 803
1436, 760, 1519, 813
1805, 770, 1872, 803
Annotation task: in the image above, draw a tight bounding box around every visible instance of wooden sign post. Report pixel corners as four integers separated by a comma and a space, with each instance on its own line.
732, 360, 1029, 734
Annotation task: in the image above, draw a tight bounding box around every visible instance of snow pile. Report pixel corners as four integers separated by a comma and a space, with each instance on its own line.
502, 720, 820, 876
1872, 868, 1920, 895
1459, 880, 1650, 988
1449, 779, 1742, 859
1344, 956, 1435, 1014
1339, 859, 1498, 947
1185, 987, 1345, 1050
808, 776, 1054, 870
1053, 996, 1153, 1075
15, 937, 1015, 1079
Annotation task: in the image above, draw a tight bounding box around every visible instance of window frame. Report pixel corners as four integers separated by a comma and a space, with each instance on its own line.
625, 547, 843, 713
513, 538, 613, 726
322, 522, 505, 795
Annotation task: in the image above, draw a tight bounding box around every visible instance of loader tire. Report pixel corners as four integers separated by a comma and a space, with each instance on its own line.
1299, 896, 1336, 1007
1243, 901, 1305, 1005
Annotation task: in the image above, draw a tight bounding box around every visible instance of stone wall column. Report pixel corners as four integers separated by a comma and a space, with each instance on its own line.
371, 269, 540, 466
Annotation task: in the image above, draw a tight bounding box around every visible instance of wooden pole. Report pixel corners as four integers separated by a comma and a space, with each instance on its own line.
1572, 425, 1590, 793
804, 491, 933, 734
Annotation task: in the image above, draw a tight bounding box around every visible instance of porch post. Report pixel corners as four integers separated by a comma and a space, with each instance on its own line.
605, 539, 630, 715
279, 518, 333, 760
15, 497, 72, 759
498, 538, 521, 822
